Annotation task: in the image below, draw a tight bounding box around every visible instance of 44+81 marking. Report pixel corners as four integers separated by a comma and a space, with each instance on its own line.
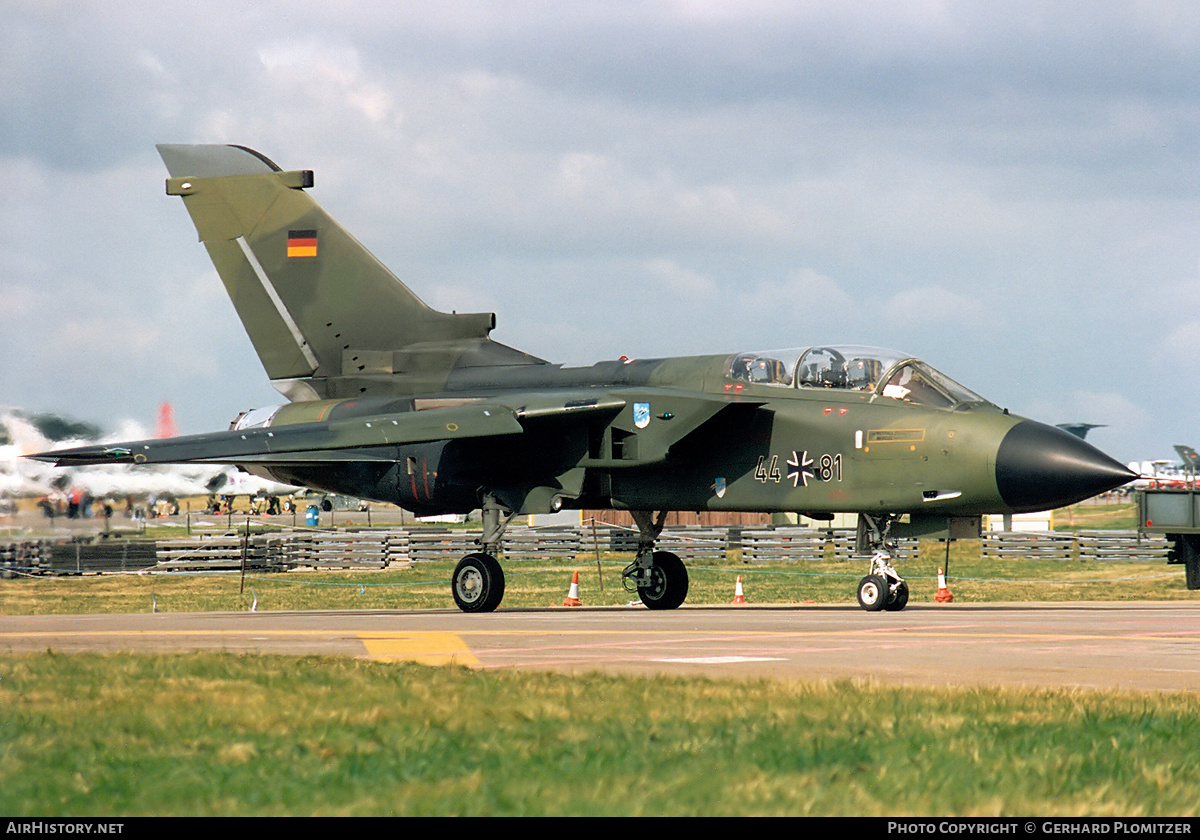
755, 451, 843, 488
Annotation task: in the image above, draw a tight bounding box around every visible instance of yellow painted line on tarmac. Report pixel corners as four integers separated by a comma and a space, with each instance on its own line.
356, 631, 481, 667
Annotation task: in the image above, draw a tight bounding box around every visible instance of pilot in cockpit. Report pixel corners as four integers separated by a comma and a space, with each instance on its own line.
882, 366, 914, 400
732, 355, 787, 384
882, 365, 942, 404
845, 358, 875, 389
819, 359, 846, 387
733, 356, 755, 380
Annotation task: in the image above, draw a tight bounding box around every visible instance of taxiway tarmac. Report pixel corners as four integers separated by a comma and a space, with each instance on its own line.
1, 602, 1198, 692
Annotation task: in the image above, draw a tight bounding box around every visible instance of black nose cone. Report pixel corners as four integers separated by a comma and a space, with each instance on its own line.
996, 420, 1135, 512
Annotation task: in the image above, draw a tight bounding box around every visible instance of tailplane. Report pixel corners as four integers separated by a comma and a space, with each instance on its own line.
157, 144, 543, 400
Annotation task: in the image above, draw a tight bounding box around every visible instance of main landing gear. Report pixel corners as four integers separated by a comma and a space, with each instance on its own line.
855, 513, 909, 612
621, 510, 689, 609
448, 500, 691, 613
450, 493, 514, 613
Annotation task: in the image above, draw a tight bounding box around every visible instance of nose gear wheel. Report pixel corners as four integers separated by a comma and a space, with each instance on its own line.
855, 514, 909, 612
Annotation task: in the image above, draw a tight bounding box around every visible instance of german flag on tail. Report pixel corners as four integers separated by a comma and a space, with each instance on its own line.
287, 229, 318, 258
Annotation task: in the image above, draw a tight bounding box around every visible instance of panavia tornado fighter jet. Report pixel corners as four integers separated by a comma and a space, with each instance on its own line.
32, 144, 1135, 612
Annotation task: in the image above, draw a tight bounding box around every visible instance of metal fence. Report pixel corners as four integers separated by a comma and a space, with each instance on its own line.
0, 526, 1175, 577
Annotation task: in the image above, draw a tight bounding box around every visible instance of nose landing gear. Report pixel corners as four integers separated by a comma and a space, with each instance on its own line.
856, 513, 910, 612
856, 550, 909, 612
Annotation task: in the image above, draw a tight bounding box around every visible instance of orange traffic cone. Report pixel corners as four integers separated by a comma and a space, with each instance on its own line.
733, 575, 747, 605
562, 571, 582, 606
935, 567, 954, 603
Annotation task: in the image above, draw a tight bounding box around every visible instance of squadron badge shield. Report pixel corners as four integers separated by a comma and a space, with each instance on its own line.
633, 402, 651, 429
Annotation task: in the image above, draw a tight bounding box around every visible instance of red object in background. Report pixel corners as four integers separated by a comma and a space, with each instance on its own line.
156, 403, 178, 439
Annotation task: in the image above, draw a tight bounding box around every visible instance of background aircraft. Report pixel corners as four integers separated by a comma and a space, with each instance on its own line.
1122, 445, 1199, 491
1174, 445, 1200, 473
3, 406, 298, 513
33, 145, 1135, 612
1056, 423, 1105, 440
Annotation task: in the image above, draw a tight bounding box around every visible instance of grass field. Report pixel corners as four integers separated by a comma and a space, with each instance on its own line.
1052, 500, 1141, 531
3, 652, 1199, 817
3, 503, 1199, 817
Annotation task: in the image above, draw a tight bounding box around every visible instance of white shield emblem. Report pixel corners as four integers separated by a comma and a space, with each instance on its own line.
633, 402, 651, 429
714, 477, 727, 498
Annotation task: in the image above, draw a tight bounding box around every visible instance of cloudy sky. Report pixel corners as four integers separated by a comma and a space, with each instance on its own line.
3, 1, 1198, 466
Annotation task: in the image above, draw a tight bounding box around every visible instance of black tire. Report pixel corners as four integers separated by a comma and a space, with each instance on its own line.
856, 575, 888, 612
884, 580, 909, 611
638, 551, 689, 610
451, 552, 505, 613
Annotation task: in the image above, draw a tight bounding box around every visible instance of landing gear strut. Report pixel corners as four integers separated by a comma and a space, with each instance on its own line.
855, 513, 909, 612
621, 510, 689, 609
450, 493, 514, 613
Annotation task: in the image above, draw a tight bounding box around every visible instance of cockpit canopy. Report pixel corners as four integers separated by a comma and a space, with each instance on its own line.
724, 345, 989, 410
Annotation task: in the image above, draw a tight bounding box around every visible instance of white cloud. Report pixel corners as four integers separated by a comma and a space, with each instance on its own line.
1025, 390, 1155, 450
258, 39, 396, 126
1159, 321, 1200, 358
643, 257, 717, 296
882, 285, 987, 326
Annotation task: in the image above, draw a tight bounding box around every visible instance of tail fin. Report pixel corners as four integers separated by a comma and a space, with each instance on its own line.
1175, 444, 1200, 470
157, 144, 543, 400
